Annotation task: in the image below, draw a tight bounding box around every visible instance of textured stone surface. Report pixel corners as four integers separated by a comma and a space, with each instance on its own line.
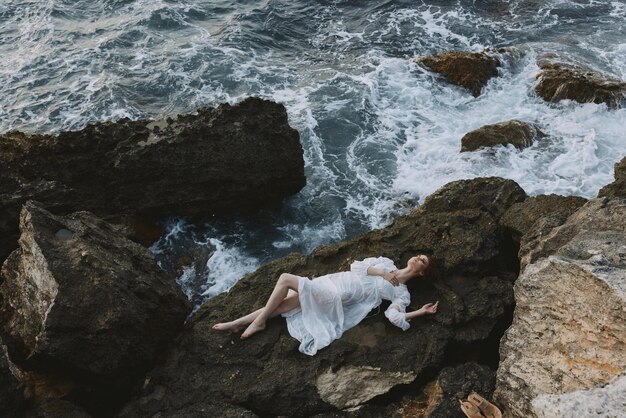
598, 156, 626, 199
495, 198, 626, 418
500, 194, 587, 243
316, 366, 415, 409
117, 177, 523, 417
535, 59, 626, 108
460, 120, 544, 152
402, 363, 497, 418
418, 51, 500, 97
0, 97, 306, 264
519, 197, 625, 270
0, 341, 23, 418
24, 399, 92, 418
532, 373, 626, 418
0, 202, 191, 413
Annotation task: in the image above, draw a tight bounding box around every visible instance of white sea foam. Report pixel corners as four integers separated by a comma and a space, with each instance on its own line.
199, 238, 258, 300
3, 0, 626, 305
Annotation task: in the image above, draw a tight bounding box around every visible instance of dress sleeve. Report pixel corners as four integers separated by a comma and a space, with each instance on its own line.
350, 256, 397, 278
384, 286, 411, 331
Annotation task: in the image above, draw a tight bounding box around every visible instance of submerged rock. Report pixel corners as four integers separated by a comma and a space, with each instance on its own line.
500, 194, 587, 243
495, 198, 626, 418
118, 177, 524, 417
535, 60, 626, 108
460, 120, 544, 152
598, 156, 626, 199
0, 202, 191, 414
417, 51, 500, 97
0, 97, 306, 264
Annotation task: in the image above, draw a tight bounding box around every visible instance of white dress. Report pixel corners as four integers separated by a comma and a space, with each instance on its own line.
282, 256, 412, 356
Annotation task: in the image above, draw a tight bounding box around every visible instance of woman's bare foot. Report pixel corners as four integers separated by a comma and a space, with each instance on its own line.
240, 321, 265, 339
212, 321, 243, 333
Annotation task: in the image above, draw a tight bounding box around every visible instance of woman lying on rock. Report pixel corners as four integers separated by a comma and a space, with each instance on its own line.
213, 255, 439, 355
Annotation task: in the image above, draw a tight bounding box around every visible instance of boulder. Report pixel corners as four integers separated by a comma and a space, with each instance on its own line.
1, 341, 23, 418
495, 198, 626, 418
117, 178, 524, 417
535, 60, 626, 108
500, 194, 587, 243
598, 156, 626, 198
460, 120, 545, 152
0, 202, 191, 414
0, 97, 306, 264
519, 197, 625, 270
418, 51, 500, 97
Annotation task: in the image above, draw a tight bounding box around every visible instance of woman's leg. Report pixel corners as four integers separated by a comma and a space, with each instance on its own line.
212, 292, 300, 332
241, 273, 300, 338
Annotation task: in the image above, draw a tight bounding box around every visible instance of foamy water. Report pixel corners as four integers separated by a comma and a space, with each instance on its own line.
3, 0, 625, 306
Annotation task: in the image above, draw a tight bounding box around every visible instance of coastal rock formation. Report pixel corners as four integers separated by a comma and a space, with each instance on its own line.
535, 60, 626, 108
532, 373, 626, 418
401, 363, 496, 418
460, 120, 544, 152
598, 156, 626, 198
500, 194, 587, 243
1, 341, 23, 418
495, 198, 626, 418
519, 197, 625, 271
118, 177, 524, 417
0, 202, 190, 414
418, 51, 500, 97
0, 97, 306, 264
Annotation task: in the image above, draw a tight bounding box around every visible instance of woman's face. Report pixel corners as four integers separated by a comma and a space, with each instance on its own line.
407, 254, 429, 275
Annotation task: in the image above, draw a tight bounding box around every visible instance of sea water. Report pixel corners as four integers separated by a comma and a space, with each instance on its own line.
2, 0, 625, 306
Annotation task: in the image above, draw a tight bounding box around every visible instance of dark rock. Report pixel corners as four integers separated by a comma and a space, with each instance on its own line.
598, 157, 626, 198
397, 363, 496, 418
419, 177, 526, 221
1, 341, 23, 418
0, 202, 191, 414
117, 177, 522, 417
0, 97, 306, 264
535, 60, 626, 108
24, 400, 92, 418
500, 194, 587, 243
460, 120, 545, 152
418, 51, 501, 97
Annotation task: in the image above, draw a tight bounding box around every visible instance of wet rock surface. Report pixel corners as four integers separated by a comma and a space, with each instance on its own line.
460, 120, 545, 152
418, 51, 500, 97
495, 198, 626, 418
0, 202, 191, 415
535, 59, 626, 108
117, 177, 523, 417
500, 194, 587, 243
0, 97, 306, 264
598, 156, 626, 199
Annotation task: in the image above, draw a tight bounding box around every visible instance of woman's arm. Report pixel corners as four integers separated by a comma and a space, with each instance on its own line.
367, 266, 399, 286
405, 302, 439, 320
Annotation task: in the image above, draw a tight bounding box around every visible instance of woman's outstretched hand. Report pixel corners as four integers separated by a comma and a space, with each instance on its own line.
420, 301, 439, 315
